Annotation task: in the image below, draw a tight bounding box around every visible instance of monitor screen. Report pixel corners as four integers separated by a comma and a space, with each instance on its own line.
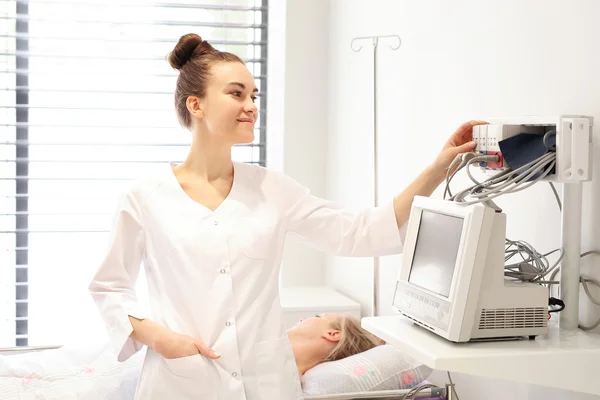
408, 210, 464, 297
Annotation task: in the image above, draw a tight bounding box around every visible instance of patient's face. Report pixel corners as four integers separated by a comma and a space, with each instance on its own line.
288, 313, 339, 340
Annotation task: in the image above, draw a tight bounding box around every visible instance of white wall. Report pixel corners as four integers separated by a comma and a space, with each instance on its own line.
267, 0, 330, 288
325, 0, 600, 399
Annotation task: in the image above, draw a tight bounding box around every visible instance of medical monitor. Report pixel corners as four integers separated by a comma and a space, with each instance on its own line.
393, 196, 548, 342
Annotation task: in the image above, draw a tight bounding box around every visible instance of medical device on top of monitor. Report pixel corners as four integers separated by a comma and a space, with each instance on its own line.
392, 196, 548, 342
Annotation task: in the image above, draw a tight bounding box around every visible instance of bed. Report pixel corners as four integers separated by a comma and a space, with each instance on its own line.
0, 343, 447, 400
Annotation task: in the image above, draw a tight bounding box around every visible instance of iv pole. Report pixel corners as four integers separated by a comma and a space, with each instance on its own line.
350, 34, 401, 317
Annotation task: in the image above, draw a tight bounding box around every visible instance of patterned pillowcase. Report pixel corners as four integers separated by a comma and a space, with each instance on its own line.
301, 344, 432, 395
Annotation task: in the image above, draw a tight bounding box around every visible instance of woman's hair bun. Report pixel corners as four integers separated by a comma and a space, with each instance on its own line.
168, 33, 214, 70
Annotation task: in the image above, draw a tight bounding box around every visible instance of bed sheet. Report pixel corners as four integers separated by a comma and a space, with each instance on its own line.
0, 345, 444, 400
0, 343, 142, 399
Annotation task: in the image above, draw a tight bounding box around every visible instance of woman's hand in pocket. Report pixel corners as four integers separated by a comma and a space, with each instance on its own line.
153, 328, 221, 360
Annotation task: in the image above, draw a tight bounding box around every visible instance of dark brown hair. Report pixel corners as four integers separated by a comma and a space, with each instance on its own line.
167, 33, 244, 128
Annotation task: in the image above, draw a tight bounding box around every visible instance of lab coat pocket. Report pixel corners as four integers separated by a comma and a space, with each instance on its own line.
238, 217, 278, 260
164, 354, 207, 377
255, 335, 304, 400
160, 354, 215, 399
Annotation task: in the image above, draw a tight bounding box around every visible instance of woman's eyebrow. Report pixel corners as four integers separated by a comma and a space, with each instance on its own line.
226, 82, 259, 93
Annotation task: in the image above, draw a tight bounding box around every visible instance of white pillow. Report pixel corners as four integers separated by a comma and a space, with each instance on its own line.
301, 344, 432, 395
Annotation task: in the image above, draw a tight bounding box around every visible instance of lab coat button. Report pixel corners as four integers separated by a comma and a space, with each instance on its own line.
220, 269, 226, 274
225, 321, 231, 327
213, 220, 218, 225
232, 372, 238, 377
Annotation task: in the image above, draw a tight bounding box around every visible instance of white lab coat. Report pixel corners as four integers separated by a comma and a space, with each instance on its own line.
89, 161, 406, 400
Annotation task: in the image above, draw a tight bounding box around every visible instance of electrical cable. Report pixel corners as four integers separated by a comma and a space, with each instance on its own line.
548, 182, 561, 211
545, 251, 600, 330
579, 318, 600, 331
548, 251, 600, 297
579, 276, 600, 331
543, 130, 557, 151
447, 152, 555, 206
581, 277, 600, 306
444, 130, 559, 206
444, 153, 499, 200
503, 240, 562, 282
446, 130, 558, 206
548, 297, 565, 313
444, 154, 563, 283
579, 276, 600, 330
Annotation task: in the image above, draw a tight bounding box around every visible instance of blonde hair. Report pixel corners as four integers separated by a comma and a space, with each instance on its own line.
324, 315, 385, 362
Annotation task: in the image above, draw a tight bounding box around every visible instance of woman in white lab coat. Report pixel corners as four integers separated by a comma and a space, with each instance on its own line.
88, 33, 486, 400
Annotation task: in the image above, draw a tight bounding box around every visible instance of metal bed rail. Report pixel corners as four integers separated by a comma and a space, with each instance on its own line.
304, 386, 446, 400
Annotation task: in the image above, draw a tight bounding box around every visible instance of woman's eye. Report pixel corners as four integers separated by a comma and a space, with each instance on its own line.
231, 91, 241, 97
251, 96, 257, 102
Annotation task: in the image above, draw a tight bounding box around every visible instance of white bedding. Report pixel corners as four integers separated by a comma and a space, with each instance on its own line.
0, 343, 434, 399
0, 343, 144, 400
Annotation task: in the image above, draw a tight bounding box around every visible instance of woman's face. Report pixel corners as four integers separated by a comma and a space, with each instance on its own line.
289, 313, 341, 340
194, 61, 258, 145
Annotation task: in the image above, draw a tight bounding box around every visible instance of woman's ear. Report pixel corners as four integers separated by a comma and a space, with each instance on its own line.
323, 330, 342, 343
186, 96, 204, 120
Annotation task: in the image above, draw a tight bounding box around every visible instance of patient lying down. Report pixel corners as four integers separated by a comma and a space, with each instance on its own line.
287, 314, 385, 376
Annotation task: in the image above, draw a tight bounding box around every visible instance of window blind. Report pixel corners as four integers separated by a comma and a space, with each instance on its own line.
0, 0, 268, 348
